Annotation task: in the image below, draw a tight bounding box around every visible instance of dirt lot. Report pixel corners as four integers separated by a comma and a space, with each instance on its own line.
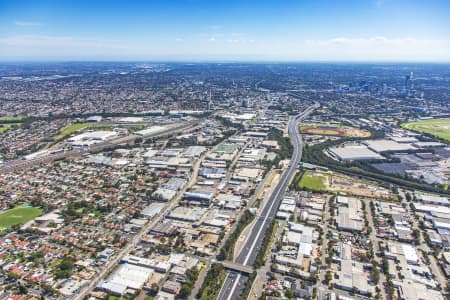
328, 174, 393, 199
300, 124, 370, 138
299, 170, 394, 199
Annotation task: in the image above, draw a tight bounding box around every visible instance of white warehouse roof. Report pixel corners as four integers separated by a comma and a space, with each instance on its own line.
363, 139, 416, 153
329, 145, 384, 161
136, 126, 167, 136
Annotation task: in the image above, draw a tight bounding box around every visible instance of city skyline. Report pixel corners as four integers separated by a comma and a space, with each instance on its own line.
1, 0, 450, 62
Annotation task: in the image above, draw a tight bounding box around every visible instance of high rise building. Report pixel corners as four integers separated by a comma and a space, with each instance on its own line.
241, 98, 252, 108
404, 72, 413, 97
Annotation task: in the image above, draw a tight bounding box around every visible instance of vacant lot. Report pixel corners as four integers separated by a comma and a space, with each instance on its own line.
296, 170, 395, 199
328, 174, 394, 199
0, 205, 43, 230
298, 171, 328, 191
54, 122, 112, 140
301, 123, 370, 138
402, 118, 450, 141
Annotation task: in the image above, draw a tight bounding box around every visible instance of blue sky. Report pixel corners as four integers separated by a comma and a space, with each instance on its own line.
0, 0, 449, 61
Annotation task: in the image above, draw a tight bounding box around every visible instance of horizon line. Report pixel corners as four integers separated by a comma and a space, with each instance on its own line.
1, 59, 450, 64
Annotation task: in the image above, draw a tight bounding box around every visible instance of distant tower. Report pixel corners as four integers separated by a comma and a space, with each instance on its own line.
404, 73, 412, 96
404, 75, 411, 89
208, 90, 213, 111
241, 98, 251, 108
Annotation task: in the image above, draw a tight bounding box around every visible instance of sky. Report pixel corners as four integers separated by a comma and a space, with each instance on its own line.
0, 0, 450, 62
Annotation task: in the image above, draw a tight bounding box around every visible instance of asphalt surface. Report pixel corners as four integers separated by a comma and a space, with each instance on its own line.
218, 105, 317, 300
190, 155, 278, 300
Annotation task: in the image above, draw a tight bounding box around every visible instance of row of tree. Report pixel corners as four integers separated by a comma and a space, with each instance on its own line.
197, 263, 226, 300
217, 209, 255, 261
254, 220, 277, 268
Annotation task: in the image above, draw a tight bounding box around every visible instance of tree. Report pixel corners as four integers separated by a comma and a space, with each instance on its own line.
178, 284, 191, 299
375, 286, 382, 300
405, 192, 412, 202
197, 263, 225, 300
284, 289, 295, 299
371, 266, 380, 284
325, 270, 333, 282
413, 228, 421, 244
55, 257, 75, 279
18, 285, 28, 294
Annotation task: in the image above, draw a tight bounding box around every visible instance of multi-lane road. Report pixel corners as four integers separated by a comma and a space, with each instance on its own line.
218, 104, 318, 300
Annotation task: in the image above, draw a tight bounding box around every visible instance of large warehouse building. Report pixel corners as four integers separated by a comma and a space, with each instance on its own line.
328, 145, 384, 161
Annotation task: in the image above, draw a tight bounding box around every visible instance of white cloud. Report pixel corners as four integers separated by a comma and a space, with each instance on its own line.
226, 38, 255, 44
302, 36, 450, 61
15, 21, 43, 27
304, 36, 443, 47
0, 35, 125, 48
0, 34, 448, 62
0, 35, 130, 58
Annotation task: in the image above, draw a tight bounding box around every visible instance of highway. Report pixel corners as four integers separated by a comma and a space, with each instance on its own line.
190, 156, 276, 299
218, 104, 317, 300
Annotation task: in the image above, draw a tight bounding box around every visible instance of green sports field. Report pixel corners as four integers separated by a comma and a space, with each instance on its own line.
401, 118, 450, 141
298, 171, 327, 191
0, 205, 43, 230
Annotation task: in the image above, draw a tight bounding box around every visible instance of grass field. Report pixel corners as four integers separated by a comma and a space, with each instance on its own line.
0, 116, 24, 122
298, 171, 327, 191
0, 123, 21, 134
301, 123, 370, 138
54, 122, 112, 141
0, 205, 43, 230
402, 118, 450, 141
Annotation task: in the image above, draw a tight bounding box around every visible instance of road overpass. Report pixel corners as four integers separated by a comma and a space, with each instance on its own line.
222, 261, 254, 274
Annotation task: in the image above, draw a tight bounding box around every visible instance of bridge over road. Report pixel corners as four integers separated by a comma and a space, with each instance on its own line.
221, 260, 254, 274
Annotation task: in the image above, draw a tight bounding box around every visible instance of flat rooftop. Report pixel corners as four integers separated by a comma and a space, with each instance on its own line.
329, 145, 384, 161
363, 139, 416, 153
